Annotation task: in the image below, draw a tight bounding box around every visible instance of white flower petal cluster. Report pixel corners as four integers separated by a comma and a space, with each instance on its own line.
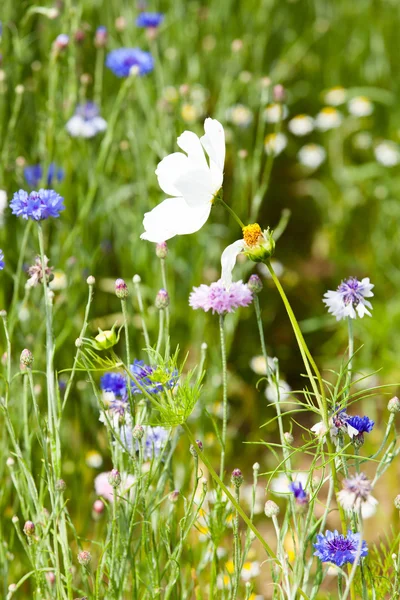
323, 277, 374, 321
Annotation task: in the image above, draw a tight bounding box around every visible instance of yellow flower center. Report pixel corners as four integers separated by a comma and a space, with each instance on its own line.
242, 223, 262, 247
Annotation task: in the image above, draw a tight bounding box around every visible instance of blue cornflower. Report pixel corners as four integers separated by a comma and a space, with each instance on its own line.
0, 249, 4, 270
314, 530, 368, 567
106, 48, 154, 77
136, 12, 164, 28
346, 415, 374, 435
100, 372, 127, 398
130, 359, 178, 394
24, 163, 64, 188
10, 189, 65, 221
289, 481, 308, 505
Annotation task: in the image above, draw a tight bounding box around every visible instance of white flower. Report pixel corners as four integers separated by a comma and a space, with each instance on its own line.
374, 140, 400, 167
240, 561, 260, 581
265, 379, 291, 404
337, 473, 378, 517
264, 132, 287, 155
249, 355, 277, 375
348, 96, 373, 117
323, 277, 374, 321
66, 102, 107, 138
226, 104, 253, 128
0, 190, 7, 226
298, 144, 326, 169
324, 86, 346, 106
270, 472, 308, 495
315, 107, 343, 131
263, 103, 288, 123
352, 132, 373, 150
288, 114, 314, 136
141, 118, 225, 243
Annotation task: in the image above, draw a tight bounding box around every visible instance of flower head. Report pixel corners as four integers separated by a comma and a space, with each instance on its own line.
298, 144, 326, 169
189, 279, 252, 315
136, 12, 164, 28
314, 530, 368, 566
264, 132, 287, 155
289, 481, 308, 505
323, 277, 374, 321
24, 163, 64, 188
315, 107, 343, 131
345, 414, 374, 443
100, 372, 127, 398
348, 96, 373, 117
106, 47, 154, 77
27, 255, 53, 287
374, 141, 400, 167
288, 114, 314, 136
0, 249, 4, 270
141, 118, 225, 242
10, 189, 65, 220
66, 102, 107, 138
337, 473, 377, 513
130, 359, 178, 394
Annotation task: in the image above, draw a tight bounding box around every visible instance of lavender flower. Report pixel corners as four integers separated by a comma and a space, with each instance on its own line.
314, 530, 368, 566
0, 249, 4, 270
10, 189, 65, 220
337, 473, 378, 513
130, 360, 178, 394
289, 481, 308, 505
24, 163, 64, 188
106, 48, 154, 77
66, 102, 107, 138
136, 12, 164, 28
323, 277, 374, 320
189, 279, 253, 315
100, 372, 127, 398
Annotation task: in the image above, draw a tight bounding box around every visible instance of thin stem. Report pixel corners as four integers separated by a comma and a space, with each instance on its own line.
345, 317, 354, 407
218, 197, 245, 228
342, 510, 364, 600
182, 423, 277, 559
155, 309, 164, 356
133, 276, 151, 351
160, 258, 170, 358
219, 314, 228, 480
231, 486, 241, 600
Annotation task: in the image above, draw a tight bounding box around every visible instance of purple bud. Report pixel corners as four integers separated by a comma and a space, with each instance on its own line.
95, 26, 108, 48
155, 289, 170, 309
231, 468, 244, 488
20, 348, 34, 368
156, 241, 168, 259
93, 500, 105, 514
247, 274, 263, 294
169, 489, 180, 502
54, 34, 69, 50
190, 439, 203, 456
107, 469, 121, 488
273, 84, 285, 102
55, 479, 66, 492
23, 521, 35, 536
115, 278, 129, 299
77, 550, 92, 567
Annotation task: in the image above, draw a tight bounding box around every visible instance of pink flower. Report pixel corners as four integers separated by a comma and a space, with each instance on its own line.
189, 279, 252, 315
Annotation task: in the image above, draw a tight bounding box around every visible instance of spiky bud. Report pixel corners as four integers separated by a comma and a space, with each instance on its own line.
132, 425, 144, 440
115, 278, 129, 299
55, 479, 66, 492
20, 349, 34, 367
156, 242, 168, 259
231, 468, 244, 488
23, 521, 35, 537
388, 396, 400, 414
190, 439, 203, 456
77, 550, 92, 567
264, 500, 280, 517
108, 469, 121, 488
247, 274, 263, 294
169, 490, 180, 503
155, 289, 170, 309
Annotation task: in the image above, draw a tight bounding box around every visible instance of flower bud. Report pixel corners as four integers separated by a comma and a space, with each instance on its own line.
46, 572, 55, 585
388, 396, 400, 413
94, 329, 118, 350
55, 479, 66, 492
74, 30, 85, 44
155, 289, 170, 309
132, 424, 144, 440
253, 462, 260, 471
284, 432, 294, 445
247, 274, 263, 294
54, 34, 69, 51
93, 500, 105, 515
132, 274, 141, 284
190, 439, 203, 456
394, 495, 400, 510
20, 348, 34, 367
264, 500, 280, 517
115, 278, 129, 299
77, 550, 92, 567
231, 468, 244, 488
273, 84, 286, 102
23, 521, 35, 537
86, 275, 95, 286
169, 489, 180, 503
156, 241, 168, 259
108, 469, 121, 488
95, 26, 108, 48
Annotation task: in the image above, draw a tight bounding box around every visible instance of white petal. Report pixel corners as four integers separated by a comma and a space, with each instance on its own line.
177, 130, 208, 171
221, 239, 245, 286
141, 197, 211, 243
91, 117, 107, 133
174, 168, 215, 207
201, 118, 225, 171
155, 152, 189, 196
66, 115, 84, 137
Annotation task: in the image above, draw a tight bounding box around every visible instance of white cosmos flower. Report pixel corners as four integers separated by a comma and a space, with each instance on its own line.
141, 118, 225, 243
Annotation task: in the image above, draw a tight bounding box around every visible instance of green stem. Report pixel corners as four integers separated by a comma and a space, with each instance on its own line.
218, 197, 245, 228
345, 317, 354, 407
182, 423, 276, 559
219, 314, 228, 480
160, 258, 170, 358
232, 486, 241, 600
155, 309, 164, 356
8, 221, 33, 337
133, 276, 151, 352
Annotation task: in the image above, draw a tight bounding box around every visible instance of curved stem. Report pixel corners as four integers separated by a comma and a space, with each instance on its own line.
219, 314, 228, 480
218, 197, 245, 229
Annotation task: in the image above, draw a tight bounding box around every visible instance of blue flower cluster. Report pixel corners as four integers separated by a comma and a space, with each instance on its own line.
136, 12, 164, 28
10, 189, 65, 221
0, 249, 4, 270
100, 372, 127, 398
106, 48, 154, 77
24, 163, 64, 188
314, 530, 368, 566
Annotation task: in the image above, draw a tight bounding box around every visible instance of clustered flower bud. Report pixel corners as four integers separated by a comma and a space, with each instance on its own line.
77, 550, 92, 567
155, 289, 170, 309
247, 274, 263, 294
231, 468, 244, 488
115, 278, 129, 299
23, 521, 35, 537
108, 469, 121, 488
132, 424, 144, 440
156, 241, 168, 259
388, 396, 400, 414
264, 499, 280, 517
20, 348, 34, 368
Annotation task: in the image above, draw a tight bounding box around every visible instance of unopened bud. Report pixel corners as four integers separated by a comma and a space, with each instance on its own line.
55, 479, 66, 492
169, 489, 180, 503
132, 274, 141, 284
388, 396, 400, 413
132, 425, 144, 440
284, 432, 294, 445
108, 469, 121, 488
231, 468, 244, 488
95, 26, 108, 48
156, 241, 168, 259
155, 289, 170, 309
93, 500, 105, 515
115, 278, 129, 299
23, 521, 35, 537
77, 550, 92, 567
54, 34, 69, 50
264, 500, 280, 517
86, 275, 95, 286
190, 439, 203, 456
20, 349, 34, 367
115, 16, 127, 31
394, 495, 400, 510
46, 572, 56, 585
273, 84, 285, 102
247, 274, 263, 294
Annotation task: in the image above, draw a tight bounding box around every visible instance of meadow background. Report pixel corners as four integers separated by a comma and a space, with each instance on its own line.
1, 0, 400, 598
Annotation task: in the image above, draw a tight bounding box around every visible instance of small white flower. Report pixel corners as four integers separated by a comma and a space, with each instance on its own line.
263, 103, 288, 123
315, 107, 343, 131
66, 102, 107, 138
323, 277, 374, 321
141, 118, 225, 243
348, 96, 373, 117
249, 355, 277, 375
240, 561, 260, 581
288, 114, 314, 136
374, 140, 400, 167
226, 104, 253, 128
270, 472, 308, 495
324, 86, 346, 106
298, 143, 326, 169
265, 379, 291, 404
264, 132, 287, 155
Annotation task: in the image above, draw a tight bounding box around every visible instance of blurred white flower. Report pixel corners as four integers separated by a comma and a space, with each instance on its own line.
66, 102, 107, 138
226, 104, 253, 128
352, 131, 373, 150
288, 114, 314, 136
85, 450, 103, 468
264, 132, 287, 155
315, 107, 343, 131
265, 379, 291, 404
0, 190, 7, 226
348, 96, 373, 117
141, 118, 225, 242
337, 473, 378, 518
297, 143, 326, 169
241, 561, 260, 581
263, 103, 288, 123
94, 472, 135, 502
324, 86, 346, 106
374, 140, 400, 167
49, 270, 67, 291
249, 355, 277, 375
270, 471, 309, 494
